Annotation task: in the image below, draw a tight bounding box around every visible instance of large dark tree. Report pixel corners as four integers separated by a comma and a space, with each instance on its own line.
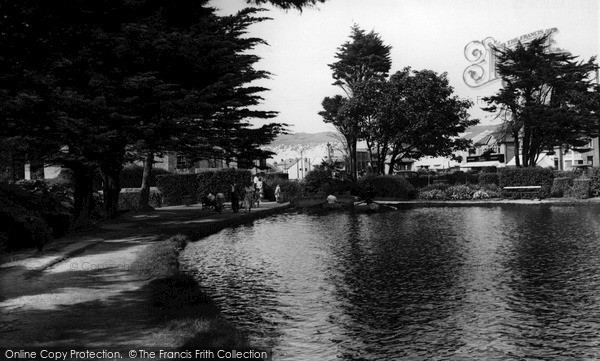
247, 0, 326, 9
322, 25, 392, 179
0, 1, 285, 224
381, 68, 477, 173
483, 35, 598, 167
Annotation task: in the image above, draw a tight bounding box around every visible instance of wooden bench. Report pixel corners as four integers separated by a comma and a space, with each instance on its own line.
503, 185, 542, 197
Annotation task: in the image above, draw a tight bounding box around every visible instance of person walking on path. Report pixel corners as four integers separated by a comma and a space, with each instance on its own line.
243, 184, 255, 213
275, 184, 282, 203
230, 183, 240, 213
255, 177, 264, 200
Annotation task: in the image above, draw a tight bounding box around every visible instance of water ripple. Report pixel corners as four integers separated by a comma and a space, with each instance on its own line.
181, 205, 600, 360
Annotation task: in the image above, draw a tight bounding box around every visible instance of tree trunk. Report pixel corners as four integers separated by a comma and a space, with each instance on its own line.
71, 165, 96, 231
513, 130, 521, 168
385, 149, 395, 175
349, 137, 358, 180
100, 162, 123, 219
138, 151, 155, 212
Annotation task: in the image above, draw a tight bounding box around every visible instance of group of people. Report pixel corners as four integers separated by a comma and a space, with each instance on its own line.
204, 176, 268, 214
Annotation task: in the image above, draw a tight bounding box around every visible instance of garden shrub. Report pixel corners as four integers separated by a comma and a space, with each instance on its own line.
445, 171, 479, 185
472, 190, 491, 199
551, 177, 573, 198
419, 183, 450, 192
499, 167, 554, 198
588, 167, 600, 197
478, 172, 499, 185
156, 174, 198, 206
262, 173, 289, 200
118, 188, 162, 211
446, 184, 475, 200
358, 175, 417, 200
406, 175, 430, 188
271, 179, 303, 201
196, 168, 252, 201
156, 169, 252, 206
303, 169, 332, 195
119, 165, 172, 188
478, 183, 501, 198
565, 176, 591, 199
554, 170, 578, 180
418, 189, 447, 200
0, 183, 55, 251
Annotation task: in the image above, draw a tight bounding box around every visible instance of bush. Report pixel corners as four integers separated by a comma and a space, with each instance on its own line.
418, 189, 447, 200
156, 169, 252, 207
303, 169, 332, 195
588, 167, 600, 197
119, 165, 172, 188
472, 190, 491, 199
499, 167, 554, 198
271, 179, 303, 202
156, 174, 198, 206
565, 176, 591, 199
118, 188, 162, 211
358, 175, 417, 200
445, 171, 479, 185
262, 173, 289, 200
551, 177, 573, 198
478, 172, 499, 185
478, 183, 501, 198
446, 184, 475, 200
196, 168, 252, 201
0, 183, 55, 251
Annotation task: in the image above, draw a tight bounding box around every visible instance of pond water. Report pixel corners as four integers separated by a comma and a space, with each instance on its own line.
181, 205, 600, 360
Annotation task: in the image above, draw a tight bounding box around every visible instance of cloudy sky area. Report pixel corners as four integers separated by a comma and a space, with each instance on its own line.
212, 0, 600, 133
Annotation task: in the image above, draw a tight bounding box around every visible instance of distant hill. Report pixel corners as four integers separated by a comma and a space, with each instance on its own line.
264, 131, 344, 165
268, 132, 341, 147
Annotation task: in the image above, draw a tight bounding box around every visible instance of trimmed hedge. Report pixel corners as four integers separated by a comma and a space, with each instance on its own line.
588, 167, 600, 197
358, 175, 417, 200
156, 169, 252, 207
565, 176, 591, 199
478, 172, 499, 185
269, 179, 303, 202
119, 188, 162, 211
499, 167, 554, 198
156, 174, 198, 206
446, 185, 475, 200
120, 165, 172, 188
551, 177, 573, 198
0, 182, 73, 251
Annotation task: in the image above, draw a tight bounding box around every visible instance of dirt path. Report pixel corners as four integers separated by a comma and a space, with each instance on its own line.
0, 202, 290, 351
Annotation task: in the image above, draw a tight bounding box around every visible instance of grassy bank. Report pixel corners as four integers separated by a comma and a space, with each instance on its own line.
134, 235, 254, 351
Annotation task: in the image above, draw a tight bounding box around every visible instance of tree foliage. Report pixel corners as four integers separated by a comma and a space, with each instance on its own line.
246, 0, 326, 10
322, 25, 392, 179
483, 35, 598, 167
381, 68, 477, 173
0, 1, 285, 223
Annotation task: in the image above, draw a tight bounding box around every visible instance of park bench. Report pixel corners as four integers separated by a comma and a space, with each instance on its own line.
502, 185, 542, 198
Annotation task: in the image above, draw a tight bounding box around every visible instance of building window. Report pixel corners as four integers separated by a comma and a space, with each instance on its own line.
588, 156, 594, 165
176, 155, 188, 169
468, 148, 476, 155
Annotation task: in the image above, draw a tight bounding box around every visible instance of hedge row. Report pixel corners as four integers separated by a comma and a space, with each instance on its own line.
156, 169, 252, 206
0, 181, 73, 251
358, 175, 417, 200
119, 188, 162, 211
499, 167, 554, 198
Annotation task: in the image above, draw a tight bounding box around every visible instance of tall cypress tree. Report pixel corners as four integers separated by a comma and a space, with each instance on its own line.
483, 35, 598, 167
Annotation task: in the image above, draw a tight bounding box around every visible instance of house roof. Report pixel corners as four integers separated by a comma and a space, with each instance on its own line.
462, 123, 514, 145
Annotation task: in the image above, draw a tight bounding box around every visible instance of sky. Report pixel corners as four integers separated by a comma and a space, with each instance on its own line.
212, 0, 600, 134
